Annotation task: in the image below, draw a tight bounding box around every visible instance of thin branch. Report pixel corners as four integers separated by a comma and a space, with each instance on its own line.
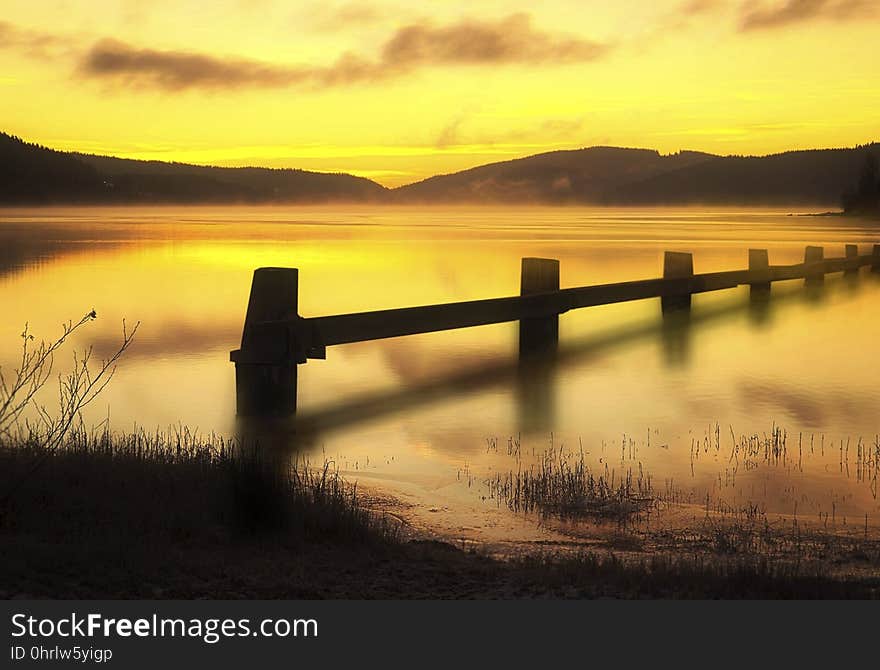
0, 314, 137, 506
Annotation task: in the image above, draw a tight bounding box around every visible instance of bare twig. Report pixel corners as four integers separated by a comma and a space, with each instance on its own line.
0, 312, 138, 506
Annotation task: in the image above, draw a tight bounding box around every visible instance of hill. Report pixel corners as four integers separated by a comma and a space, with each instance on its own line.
0, 132, 105, 203
394, 147, 713, 203
3, 130, 877, 207
394, 145, 880, 206
606, 146, 879, 206
0, 132, 387, 204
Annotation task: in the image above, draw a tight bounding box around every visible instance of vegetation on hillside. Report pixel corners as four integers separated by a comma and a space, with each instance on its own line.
393, 144, 880, 205
842, 151, 880, 215
4, 130, 879, 206
0, 132, 387, 204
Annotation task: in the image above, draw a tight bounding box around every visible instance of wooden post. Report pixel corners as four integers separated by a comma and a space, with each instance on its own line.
233, 267, 299, 416
804, 246, 824, 282
872, 244, 880, 273
748, 248, 771, 295
845, 244, 859, 275
661, 251, 694, 314
519, 257, 559, 357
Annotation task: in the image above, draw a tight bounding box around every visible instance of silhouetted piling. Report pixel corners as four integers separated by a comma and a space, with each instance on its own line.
804, 246, 824, 282
661, 251, 693, 314
749, 248, 771, 296
231, 267, 299, 416
519, 257, 560, 357
845, 244, 859, 276
230, 244, 876, 416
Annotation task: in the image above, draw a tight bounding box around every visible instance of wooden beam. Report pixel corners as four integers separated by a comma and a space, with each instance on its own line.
661, 251, 694, 314
519, 258, 560, 357
229, 247, 879, 416
235, 252, 876, 361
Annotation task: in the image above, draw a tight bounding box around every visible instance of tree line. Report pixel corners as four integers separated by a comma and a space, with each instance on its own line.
843, 150, 880, 215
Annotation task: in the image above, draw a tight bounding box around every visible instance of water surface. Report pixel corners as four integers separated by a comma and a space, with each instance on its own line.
1, 206, 878, 544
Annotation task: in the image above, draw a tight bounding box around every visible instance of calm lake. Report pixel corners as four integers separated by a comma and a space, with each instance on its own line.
2, 205, 879, 547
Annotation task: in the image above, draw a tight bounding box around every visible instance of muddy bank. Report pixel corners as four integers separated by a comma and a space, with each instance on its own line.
2, 434, 878, 599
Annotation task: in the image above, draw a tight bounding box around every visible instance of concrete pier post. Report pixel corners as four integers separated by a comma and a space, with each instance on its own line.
518, 257, 560, 358
845, 244, 859, 275
748, 248, 771, 296
232, 267, 299, 416
661, 251, 694, 314
804, 246, 825, 282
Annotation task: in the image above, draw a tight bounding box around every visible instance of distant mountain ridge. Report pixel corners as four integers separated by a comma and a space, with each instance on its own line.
394, 145, 879, 206
393, 147, 713, 203
0, 132, 387, 204
2, 130, 877, 206
604, 147, 878, 206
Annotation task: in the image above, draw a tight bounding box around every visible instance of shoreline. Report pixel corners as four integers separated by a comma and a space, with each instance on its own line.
2, 433, 878, 599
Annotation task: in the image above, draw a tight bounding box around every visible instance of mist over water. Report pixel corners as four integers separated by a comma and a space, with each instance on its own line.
2, 205, 879, 542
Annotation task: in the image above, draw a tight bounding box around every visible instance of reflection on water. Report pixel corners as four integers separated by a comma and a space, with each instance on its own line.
1, 205, 879, 541
515, 353, 558, 435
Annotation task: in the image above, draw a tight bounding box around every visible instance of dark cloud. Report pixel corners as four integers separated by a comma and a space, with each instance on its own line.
80, 39, 386, 91
382, 13, 609, 66
80, 39, 312, 90
76, 13, 611, 91
739, 0, 876, 31
0, 20, 72, 58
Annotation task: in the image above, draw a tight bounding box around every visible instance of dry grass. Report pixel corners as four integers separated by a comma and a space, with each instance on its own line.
488, 440, 655, 522
0, 428, 877, 598
0, 426, 399, 547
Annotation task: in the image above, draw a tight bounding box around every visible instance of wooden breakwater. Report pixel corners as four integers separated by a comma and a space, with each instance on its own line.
230, 244, 880, 415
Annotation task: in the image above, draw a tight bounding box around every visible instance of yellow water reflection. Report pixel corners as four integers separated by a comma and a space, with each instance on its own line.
1, 205, 878, 541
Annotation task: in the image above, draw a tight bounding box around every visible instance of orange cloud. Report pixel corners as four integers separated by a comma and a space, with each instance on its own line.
739, 0, 876, 31
81, 39, 307, 89
381, 13, 609, 66
0, 20, 73, 58
76, 13, 611, 91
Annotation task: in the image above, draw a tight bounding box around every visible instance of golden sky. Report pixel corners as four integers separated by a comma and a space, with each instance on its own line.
1, 0, 878, 186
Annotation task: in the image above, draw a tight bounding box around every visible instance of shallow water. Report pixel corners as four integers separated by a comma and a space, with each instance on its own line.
1, 205, 879, 542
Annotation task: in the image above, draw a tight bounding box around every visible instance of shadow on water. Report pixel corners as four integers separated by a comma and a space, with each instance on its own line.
515, 352, 558, 435
747, 286, 772, 328
660, 308, 691, 367
236, 271, 875, 456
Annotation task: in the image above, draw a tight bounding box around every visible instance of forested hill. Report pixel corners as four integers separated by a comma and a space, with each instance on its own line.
394, 145, 880, 206
394, 147, 712, 203
0, 132, 387, 204
3, 131, 877, 207
605, 146, 880, 206
1, 132, 104, 203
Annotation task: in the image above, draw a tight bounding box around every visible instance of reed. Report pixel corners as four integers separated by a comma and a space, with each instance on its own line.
488, 441, 655, 522
0, 425, 399, 546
